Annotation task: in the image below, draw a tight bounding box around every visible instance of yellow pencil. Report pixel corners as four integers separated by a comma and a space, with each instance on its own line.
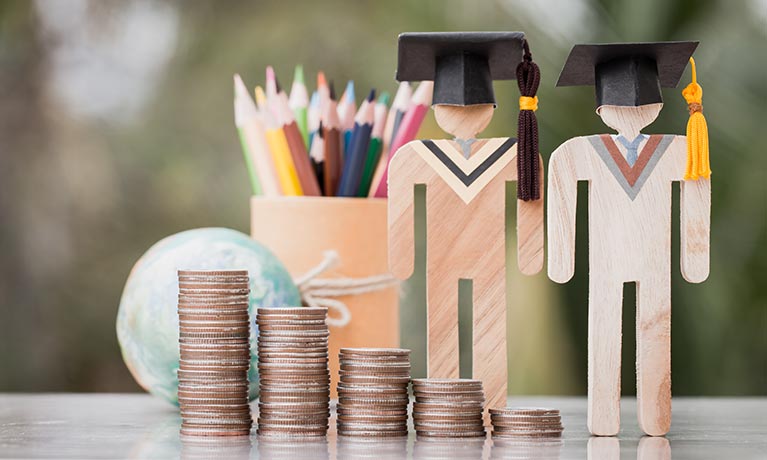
255, 86, 303, 195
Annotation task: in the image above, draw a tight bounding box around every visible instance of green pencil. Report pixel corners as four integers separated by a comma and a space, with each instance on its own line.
289, 65, 310, 148
234, 74, 262, 195
357, 92, 390, 197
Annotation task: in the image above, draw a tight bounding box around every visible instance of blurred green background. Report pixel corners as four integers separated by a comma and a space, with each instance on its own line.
1, 0, 764, 395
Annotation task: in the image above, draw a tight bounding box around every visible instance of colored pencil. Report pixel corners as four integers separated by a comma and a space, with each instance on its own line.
317, 71, 330, 106
267, 67, 321, 196
289, 65, 309, 148
372, 81, 433, 198
255, 86, 303, 196
234, 74, 281, 197
357, 92, 389, 197
321, 82, 342, 196
307, 91, 321, 153
338, 80, 356, 156
234, 75, 262, 195
338, 89, 376, 197
368, 82, 411, 197
309, 121, 325, 195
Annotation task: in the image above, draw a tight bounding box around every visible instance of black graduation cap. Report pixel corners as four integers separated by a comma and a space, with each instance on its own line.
396, 32, 526, 106
556, 41, 698, 108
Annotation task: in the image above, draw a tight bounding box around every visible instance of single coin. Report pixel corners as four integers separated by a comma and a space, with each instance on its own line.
336, 406, 407, 415
489, 407, 560, 416
180, 427, 251, 437
413, 413, 483, 422
412, 403, 484, 413
337, 429, 408, 438
415, 431, 486, 439
178, 269, 247, 275
336, 413, 408, 422
257, 306, 327, 314
340, 347, 411, 355
257, 324, 327, 331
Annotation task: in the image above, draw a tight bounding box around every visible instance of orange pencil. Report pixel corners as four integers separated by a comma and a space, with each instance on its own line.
267, 66, 321, 196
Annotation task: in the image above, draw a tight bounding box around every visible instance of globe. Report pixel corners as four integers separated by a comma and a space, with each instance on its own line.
116, 227, 301, 405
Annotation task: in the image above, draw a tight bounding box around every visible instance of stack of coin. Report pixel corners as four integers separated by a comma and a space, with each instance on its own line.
177, 269, 253, 437
256, 307, 330, 437
412, 379, 486, 438
489, 407, 563, 438
336, 348, 411, 438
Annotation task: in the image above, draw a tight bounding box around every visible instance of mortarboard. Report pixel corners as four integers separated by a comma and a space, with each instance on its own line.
556, 41, 698, 108
396, 32, 526, 106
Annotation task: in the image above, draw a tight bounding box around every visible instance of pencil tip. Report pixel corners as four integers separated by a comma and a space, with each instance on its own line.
329, 81, 336, 100
254, 86, 267, 106
378, 91, 391, 106
344, 80, 355, 100
367, 89, 376, 102
294, 65, 304, 84
317, 71, 327, 88
266, 66, 275, 82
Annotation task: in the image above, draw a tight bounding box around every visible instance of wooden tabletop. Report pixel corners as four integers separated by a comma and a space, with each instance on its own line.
0, 394, 764, 459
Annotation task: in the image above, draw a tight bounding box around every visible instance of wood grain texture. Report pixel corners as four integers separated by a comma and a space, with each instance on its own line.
547, 115, 711, 436
433, 104, 494, 140
388, 137, 544, 420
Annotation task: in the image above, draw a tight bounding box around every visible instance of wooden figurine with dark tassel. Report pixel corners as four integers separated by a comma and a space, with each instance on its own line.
387, 32, 544, 418
548, 42, 711, 437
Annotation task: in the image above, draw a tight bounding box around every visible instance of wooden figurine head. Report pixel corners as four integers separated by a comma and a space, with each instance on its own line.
396, 32, 526, 140
557, 41, 699, 138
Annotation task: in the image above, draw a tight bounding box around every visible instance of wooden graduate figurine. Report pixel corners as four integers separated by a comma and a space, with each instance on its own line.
548, 42, 711, 436
387, 32, 544, 414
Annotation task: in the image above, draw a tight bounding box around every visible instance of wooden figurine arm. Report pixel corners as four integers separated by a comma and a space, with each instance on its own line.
680, 177, 711, 283
547, 140, 580, 283
387, 145, 418, 279
517, 154, 544, 275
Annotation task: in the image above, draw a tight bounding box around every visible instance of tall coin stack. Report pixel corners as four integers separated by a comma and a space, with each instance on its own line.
177, 269, 253, 437
336, 348, 411, 438
256, 307, 330, 437
489, 407, 563, 438
412, 379, 486, 438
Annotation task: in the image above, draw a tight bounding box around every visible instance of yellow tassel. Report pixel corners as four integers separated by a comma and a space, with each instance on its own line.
681, 57, 711, 180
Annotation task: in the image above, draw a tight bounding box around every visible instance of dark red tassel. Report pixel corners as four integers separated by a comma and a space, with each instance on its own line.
516, 40, 541, 201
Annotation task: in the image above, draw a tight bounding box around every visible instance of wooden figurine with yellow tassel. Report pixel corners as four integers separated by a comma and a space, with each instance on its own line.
547, 42, 711, 437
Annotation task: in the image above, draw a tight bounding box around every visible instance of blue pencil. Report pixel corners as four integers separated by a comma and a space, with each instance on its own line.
338, 81, 356, 157
337, 90, 375, 196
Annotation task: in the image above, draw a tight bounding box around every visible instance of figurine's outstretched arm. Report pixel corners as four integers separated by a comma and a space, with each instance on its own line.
547, 140, 581, 283
680, 174, 711, 284
387, 148, 417, 279
517, 155, 544, 275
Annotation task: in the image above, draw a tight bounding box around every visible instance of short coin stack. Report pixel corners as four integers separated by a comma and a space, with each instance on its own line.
490, 407, 563, 438
336, 348, 411, 438
177, 269, 252, 437
412, 379, 486, 438
256, 307, 330, 437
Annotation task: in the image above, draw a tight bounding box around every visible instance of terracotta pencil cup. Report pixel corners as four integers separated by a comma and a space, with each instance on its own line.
250, 196, 400, 397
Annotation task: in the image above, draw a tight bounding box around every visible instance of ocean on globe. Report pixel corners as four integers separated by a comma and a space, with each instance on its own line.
116, 227, 301, 405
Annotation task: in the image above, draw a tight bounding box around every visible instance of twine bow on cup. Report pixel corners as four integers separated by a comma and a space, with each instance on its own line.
293, 250, 399, 327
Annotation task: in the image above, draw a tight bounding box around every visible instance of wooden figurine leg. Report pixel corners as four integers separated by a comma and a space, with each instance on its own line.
636, 275, 672, 436
588, 275, 623, 436
426, 271, 460, 379
472, 270, 507, 421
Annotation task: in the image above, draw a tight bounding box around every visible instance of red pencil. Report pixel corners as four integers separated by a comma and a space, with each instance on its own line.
372, 81, 433, 198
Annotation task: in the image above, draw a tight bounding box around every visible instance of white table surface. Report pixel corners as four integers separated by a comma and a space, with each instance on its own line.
0, 394, 764, 459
